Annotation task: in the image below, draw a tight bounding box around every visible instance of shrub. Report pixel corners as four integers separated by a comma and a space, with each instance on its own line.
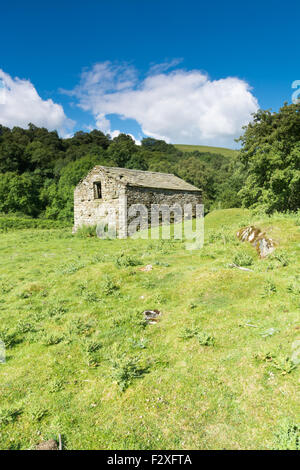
16, 320, 37, 334
29, 406, 48, 422
179, 326, 200, 340
47, 304, 68, 319
41, 333, 64, 346
129, 338, 148, 349
102, 275, 120, 295
272, 356, 297, 375
255, 352, 297, 375
48, 379, 65, 393
208, 229, 233, 245
272, 251, 289, 267
78, 283, 99, 302
82, 339, 102, 354
0, 408, 22, 426
287, 282, 300, 295
75, 225, 97, 238
110, 355, 150, 391
68, 318, 95, 337
0, 328, 17, 348
0, 215, 70, 232
82, 338, 102, 366
82, 290, 99, 303
262, 281, 277, 297
179, 326, 215, 346
0, 282, 13, 294
58, 262, 85, 275
272, 422, 300, 450
197, 332, 215, 346
232, 251, 254, 267
115, 254, 142, 268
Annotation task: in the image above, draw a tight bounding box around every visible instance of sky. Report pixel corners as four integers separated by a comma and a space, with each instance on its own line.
0, 0, 299, 148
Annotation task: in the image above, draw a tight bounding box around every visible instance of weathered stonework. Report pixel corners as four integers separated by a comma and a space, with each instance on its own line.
237, 225, 276, 258
73, 166, 202, 235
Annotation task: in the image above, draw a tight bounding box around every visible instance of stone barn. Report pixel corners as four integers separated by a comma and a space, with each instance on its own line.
73, 166, 202, 236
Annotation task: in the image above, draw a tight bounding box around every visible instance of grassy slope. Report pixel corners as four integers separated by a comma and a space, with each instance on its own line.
174, 144, 238, 158
0, 209, 299, 450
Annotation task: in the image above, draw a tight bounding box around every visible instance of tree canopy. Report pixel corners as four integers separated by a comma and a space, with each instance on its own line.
0, 124, 235, 219
0, 102, 299, 221
237, 103, 300, 212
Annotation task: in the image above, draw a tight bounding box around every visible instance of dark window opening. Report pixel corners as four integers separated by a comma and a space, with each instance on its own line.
93, 182, 102, 199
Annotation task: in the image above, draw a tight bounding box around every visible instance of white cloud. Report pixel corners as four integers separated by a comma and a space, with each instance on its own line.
94, 113, 140, 144
0, 69, 73, 135
69, 62, 259, 146
95, 113, 112, 134
148, 58, 183, 75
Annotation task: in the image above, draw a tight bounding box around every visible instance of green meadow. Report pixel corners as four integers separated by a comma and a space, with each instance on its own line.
174, 144, 238, 158
0, 208, 299, 450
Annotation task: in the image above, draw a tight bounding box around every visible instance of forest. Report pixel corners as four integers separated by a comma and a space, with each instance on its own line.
0, 102, 299, 221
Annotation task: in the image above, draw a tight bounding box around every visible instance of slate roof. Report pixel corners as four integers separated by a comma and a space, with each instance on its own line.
95, 166, 201, 192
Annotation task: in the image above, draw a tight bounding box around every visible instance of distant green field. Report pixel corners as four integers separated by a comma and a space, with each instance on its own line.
175, 144, 238, 158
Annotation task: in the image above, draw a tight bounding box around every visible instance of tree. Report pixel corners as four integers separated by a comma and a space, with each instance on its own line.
237, 103, 300, 212
126, 151, 148, 170
141, 137, 178, 154
107, 134, 138, 167
0, 172, 42, 216
43, 153, 111, 220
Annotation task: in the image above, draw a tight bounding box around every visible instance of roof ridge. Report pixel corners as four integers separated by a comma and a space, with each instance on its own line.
76, 165, 201, 192
99, 165, 175, 177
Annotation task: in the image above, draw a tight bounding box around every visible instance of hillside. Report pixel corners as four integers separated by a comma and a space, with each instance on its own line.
175, 144, 238, 158
0, 209, 299, 450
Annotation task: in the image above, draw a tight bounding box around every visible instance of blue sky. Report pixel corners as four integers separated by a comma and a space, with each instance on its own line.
0, 0, 299, 147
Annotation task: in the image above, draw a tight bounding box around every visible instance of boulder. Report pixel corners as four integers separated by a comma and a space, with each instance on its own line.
237, 225, 275, 258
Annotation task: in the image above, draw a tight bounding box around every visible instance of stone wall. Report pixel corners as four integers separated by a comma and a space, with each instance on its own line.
73, 167, 126, 232
126, 186, 201, 207
126, 186, 202, 233
73, 168, 202, 235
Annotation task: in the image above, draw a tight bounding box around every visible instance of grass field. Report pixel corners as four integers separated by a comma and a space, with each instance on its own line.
174, 144, 238, 158
0, 209, 299, 450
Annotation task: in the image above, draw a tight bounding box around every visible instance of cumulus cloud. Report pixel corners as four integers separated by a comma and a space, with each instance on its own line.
68, 61, 259, 146
0, 69, 73, 135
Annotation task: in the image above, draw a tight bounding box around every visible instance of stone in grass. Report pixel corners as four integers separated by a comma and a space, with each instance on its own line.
35, 439, 58, 450
139, 264, 153, 272
143, 309, 161, 324
237, 225, 275, 258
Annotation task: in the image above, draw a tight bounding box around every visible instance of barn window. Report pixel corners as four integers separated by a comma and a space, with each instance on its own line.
93, 182, 102, 199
